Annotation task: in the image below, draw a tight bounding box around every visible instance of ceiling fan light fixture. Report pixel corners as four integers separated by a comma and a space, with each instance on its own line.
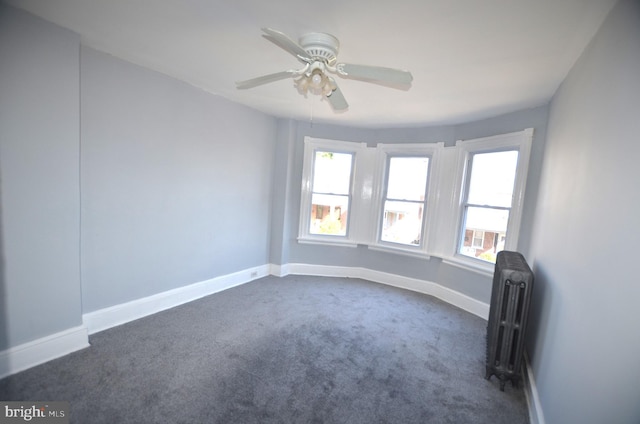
310, 72, 323, 88
294, 75, 309, 93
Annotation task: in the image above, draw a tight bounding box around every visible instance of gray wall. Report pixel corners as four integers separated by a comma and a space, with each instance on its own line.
269, 120, 297, 266
0, 5, 83, 349
527, 0, 640, 422
0, 3, 277, 352
80, 47, 277, 313
272, 106, 548, 303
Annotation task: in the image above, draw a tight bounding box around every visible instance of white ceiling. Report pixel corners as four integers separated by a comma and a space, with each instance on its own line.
7, 0, 617, 128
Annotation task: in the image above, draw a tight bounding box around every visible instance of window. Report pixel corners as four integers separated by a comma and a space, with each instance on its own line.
459, 150, 518, 263
449, 129, 533, 269
309, 151, 353, 236
370, 143, 442, 256
380, 156, 429, 246
298, 138, 367, 246
471, 230, 485, 249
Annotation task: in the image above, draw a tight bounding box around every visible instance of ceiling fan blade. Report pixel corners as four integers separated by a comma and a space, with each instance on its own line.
262, 28, 311, 63
326, 79, 348, 111
336, 63, 413, 86
235, 70, 296, 89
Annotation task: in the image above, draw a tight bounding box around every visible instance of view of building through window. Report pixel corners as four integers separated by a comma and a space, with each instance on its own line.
309, 151, 353, 236
381, 156, 429, 246
460, 150, 518, 262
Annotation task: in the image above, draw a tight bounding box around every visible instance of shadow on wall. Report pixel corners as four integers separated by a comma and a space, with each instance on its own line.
525, 261, 560, 384
0, 181, 8, 354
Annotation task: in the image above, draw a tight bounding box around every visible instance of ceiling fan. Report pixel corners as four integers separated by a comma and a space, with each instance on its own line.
235, 28, 413, 112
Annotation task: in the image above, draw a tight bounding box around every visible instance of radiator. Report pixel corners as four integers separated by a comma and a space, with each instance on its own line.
485, 251, 534, 391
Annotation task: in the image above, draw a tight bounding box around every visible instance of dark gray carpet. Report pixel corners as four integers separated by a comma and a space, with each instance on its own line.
0, 275, 529, 423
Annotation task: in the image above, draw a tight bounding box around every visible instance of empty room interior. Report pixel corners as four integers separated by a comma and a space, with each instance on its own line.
1, 0, 639, 423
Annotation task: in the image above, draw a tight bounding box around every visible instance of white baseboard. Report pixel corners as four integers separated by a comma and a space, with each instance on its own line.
0, 325, 89, 379
285, 263, 490, 320
269, 263, 290, 278
83, 262, 489, 336
1, 262, 491, 379
0, 266, 270, 379
523, 351, 546, 424
83, 264, 270, 335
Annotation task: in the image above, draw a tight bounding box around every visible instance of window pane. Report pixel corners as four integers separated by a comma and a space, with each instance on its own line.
312, 151, 352, 195
310, 193, 349, 236
381, 200, 423, 246
386, 157, 429, 201
472, 230, 484, 248
467, 151, 518, 207
460, 206, 509, 263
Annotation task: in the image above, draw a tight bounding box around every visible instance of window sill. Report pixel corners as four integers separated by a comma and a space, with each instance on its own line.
441, 256, 495, 278
297, 237, 358, 248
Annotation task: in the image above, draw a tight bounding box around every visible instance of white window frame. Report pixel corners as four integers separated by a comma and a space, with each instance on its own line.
298, 137, 368, 247
368, 143, 443, 258
441, 128, 533, 275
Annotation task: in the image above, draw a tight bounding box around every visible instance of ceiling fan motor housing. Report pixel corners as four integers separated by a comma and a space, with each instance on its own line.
299, 32, 340, 65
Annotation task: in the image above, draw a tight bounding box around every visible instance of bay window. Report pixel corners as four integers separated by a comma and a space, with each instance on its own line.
298, 128, 533, 274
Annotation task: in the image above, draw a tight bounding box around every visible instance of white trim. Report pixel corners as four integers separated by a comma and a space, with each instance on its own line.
269, 263, 290, 277
0, 325, 89, 379
297, 237, 358, 248
428, 146, 461, 257
523, 351, 546, 424
285, 263, 489, 319
83, 265, 270, 334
